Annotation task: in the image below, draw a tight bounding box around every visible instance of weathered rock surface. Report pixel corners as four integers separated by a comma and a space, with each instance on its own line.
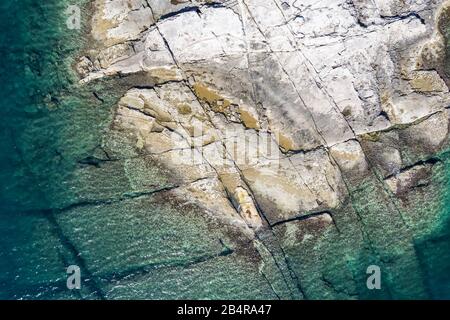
62, 0, 450, 299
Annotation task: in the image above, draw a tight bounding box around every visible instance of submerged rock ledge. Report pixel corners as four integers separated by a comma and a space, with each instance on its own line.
68, 0, 450, 299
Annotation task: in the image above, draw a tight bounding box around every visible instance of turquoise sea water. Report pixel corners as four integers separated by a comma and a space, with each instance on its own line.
0, 1, 449, 299
0, 0, 113, 299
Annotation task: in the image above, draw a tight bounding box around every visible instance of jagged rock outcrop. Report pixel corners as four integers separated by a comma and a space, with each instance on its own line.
64, 0, 450, 299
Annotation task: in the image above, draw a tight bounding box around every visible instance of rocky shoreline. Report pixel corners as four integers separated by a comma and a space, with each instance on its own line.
62, 0, 450, 299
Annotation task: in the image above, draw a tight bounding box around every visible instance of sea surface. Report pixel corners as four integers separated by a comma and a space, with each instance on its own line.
0, 0, 114, 299
0, 1, 449, 299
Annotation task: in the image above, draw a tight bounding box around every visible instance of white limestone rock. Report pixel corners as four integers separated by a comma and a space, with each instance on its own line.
84, 0, 450, 235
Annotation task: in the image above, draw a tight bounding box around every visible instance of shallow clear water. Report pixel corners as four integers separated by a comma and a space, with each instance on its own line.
0, 0, 112, 299
0, 1, 449, 299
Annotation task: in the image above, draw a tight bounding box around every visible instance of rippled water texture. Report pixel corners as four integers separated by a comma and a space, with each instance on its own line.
0, 1, 449, 299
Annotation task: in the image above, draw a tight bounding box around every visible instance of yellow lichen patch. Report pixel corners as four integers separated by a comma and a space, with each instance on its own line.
197, 133, 216, 146
238, 108, 260, 130
147, 67, 183, 83
275, 132, 296, 152
380, 91, 391, 105
177, 103, 192, 115
91, 1, 121, 45
410, 76, 435, 92
235, 187, 250, 203
409, 71, 447, 93
193, 83, 231, 113
360, 131, 381, 142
